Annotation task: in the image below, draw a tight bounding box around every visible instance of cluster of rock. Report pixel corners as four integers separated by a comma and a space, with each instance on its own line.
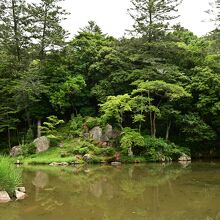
10, 136, 50, 157
49, 162, 69, 166
84, 124, 120, 145
0, 187, 26, 203
178, 153, 191, 161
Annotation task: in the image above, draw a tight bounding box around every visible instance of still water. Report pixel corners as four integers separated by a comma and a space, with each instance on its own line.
1, 162, 220, 220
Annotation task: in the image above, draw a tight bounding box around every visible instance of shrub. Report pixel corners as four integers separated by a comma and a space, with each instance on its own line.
68, 115, 84, 137
69, 146, 90, 155
120, 128, 145, 155
41, 115, 64, 138
25, 128, 34, 143
93, 147, 116, 156
65, 139, 95, 155
22, 143, 36, 156
0, 156, 22, 194
143, 136, 189, 161
84, 117, 101, 129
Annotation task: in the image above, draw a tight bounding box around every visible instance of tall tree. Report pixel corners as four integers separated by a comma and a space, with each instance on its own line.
206, 0, 220, 29
27, 0, 68, 63
128, 0, 182, 41
0, 0, 28, 64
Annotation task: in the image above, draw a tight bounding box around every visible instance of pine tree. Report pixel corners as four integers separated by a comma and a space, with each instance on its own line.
0, 0, 28, 63
27, 0, 69, 63
128, 0, 182, 41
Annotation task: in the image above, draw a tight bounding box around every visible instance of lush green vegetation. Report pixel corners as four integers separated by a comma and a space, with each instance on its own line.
0, 157, 21, 194
0, 0, 219, 161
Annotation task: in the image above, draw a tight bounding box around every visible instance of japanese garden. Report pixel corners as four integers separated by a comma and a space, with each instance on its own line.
0, 0, 220, 219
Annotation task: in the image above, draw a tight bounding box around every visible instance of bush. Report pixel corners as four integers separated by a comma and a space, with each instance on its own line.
69, 146, 90, 155
84, 117, 101, 129
93, 147, 116, 156
0, 156, 22, 194
120, 128, 145, 155
25, 128, 34, 143
143, 136, 189, 161
68, 115, 84, 137
64, 139, 95, 155
41, 115, 64, 138
22, 143, 36, 156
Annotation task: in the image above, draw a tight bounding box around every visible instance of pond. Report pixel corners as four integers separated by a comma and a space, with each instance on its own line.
1, 162, 220, 220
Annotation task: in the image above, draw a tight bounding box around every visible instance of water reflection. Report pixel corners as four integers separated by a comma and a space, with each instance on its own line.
1, 162, 220, 220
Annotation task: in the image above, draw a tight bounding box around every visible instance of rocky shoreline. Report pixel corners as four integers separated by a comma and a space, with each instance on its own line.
0, 187, 27, 203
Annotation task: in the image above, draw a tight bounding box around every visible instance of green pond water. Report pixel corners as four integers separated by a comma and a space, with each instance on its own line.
1, 162, 220, 220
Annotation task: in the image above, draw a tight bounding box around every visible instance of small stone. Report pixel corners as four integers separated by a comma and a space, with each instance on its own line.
0, 191, 11, 203
49, 162, 59, 166
49, 162, 69, 166
76, 155, 83, 160
83, 154, 92, 162
111, 162, 122, 166
178, 153, 191, 161
15, 190, 26, 200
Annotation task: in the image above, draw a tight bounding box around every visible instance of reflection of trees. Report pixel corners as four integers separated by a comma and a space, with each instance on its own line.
15, 163, 220, 220
120, 180, 145, 200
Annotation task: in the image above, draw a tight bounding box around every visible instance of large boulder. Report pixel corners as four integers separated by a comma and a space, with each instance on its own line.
101, 124, 113, 142
104, 124, 113, 139
178, 153, 191, 161
0, 191, 11, 203
10, 146, 22, 157
89, 126, 103, 141
33, 136, 50, 153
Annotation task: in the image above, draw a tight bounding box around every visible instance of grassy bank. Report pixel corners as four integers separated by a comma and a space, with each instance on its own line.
0, 156, 22, 194
18, 133, 190, 165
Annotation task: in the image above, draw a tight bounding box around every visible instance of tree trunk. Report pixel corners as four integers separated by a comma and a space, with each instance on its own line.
8, 128, 11, 148
37, 119, 41, 138
26, 109, 31, 129
148, 6, 153, 42
165, 121, 171, 140
152, 112, 156, 137
12, 0, 21, 62
40, 5, 48, 63
148, 91, 154, 136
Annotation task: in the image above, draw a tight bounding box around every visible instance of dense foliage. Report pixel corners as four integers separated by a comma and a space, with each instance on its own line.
0, 156, 22, 194
0, 0, 219, 159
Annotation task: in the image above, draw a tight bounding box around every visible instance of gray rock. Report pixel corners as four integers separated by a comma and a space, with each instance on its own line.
101, 124, 113, 142
0, 191, 11, 203
10, 146, 22, 157
83, 133, 90, 139
15, 190, 26, 200
33, 136, 50, 153
100, 134, 109, 142
111, 162, 122, 166
89, 126, 103, 141
178, 153, 191, 161
128, 147, 133, 157
83, 154, 92, 162
49, 162, 69, 166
